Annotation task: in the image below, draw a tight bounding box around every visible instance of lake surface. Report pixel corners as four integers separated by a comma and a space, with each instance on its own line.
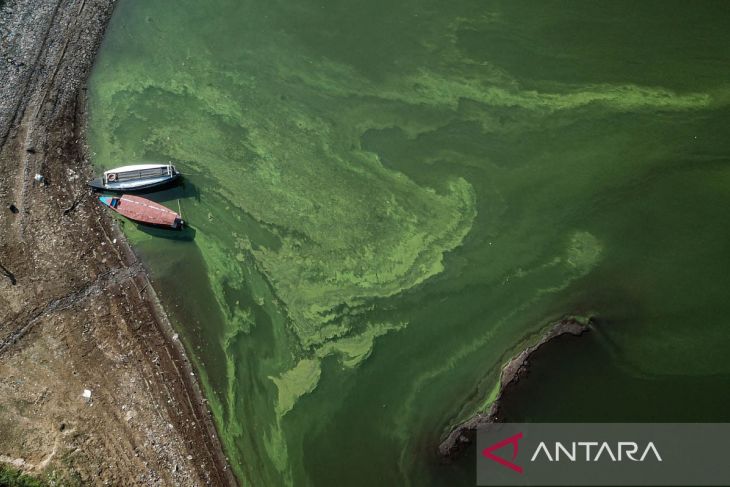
88, 1, 730, 484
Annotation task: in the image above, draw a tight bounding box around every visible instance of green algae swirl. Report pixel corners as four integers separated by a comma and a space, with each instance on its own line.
89, 0, 730, 485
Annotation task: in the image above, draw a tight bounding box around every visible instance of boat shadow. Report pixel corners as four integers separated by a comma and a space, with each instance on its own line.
134, 221, 197, 241
127, 178, 201, 202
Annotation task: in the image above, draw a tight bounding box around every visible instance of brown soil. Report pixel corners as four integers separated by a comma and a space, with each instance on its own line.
0, 0, 236, 485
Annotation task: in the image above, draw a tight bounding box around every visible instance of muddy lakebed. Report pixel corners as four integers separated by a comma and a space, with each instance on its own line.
88, 0, 730, 484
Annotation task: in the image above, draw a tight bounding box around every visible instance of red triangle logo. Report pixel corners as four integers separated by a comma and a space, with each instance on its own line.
482, 432, 524, 474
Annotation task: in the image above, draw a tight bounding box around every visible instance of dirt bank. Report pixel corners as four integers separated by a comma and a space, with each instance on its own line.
0, 0, 235, 484
437, 317, 591, 459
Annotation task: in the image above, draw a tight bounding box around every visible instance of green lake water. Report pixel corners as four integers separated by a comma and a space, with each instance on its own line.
88, 1, 730, 485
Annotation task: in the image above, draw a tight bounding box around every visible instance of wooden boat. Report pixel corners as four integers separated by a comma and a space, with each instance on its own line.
99, 195, 184, 229
88, 163, 180, 192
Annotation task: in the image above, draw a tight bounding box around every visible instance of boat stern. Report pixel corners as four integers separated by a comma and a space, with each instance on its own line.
98, 196, 117, 208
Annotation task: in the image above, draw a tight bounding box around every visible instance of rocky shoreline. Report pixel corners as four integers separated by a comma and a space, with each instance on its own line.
0, 0, 234, 484
438, 317, 591, 459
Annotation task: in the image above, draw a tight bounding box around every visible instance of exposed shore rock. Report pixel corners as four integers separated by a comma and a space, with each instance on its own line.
437, 317, 591, 460
0, 0, 235, 484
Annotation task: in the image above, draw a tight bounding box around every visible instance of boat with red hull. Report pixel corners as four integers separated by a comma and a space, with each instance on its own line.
99, 195, 183, 229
